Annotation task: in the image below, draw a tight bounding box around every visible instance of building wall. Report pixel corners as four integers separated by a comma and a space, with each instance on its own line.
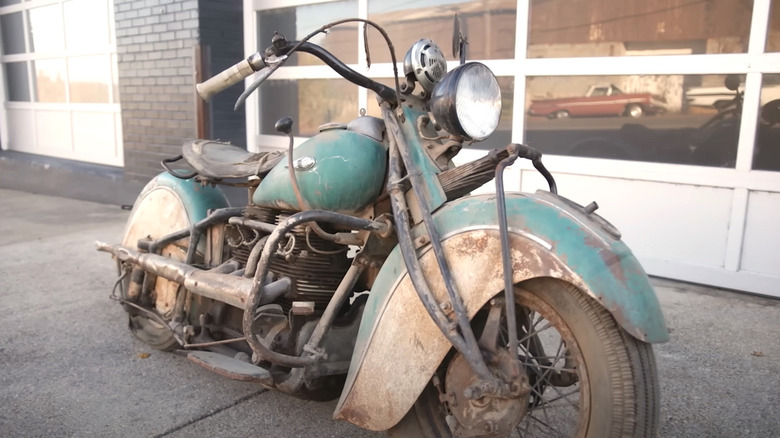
114, 0, 200, 183
114, 0, 245, 183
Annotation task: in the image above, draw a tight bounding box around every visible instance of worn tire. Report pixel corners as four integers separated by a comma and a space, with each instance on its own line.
389, 278, 660, 438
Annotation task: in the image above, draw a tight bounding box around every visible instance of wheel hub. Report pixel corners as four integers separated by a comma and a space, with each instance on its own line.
444, 349, 531, 437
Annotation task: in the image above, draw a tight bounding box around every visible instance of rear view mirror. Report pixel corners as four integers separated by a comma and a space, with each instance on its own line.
724, 74, 740, 91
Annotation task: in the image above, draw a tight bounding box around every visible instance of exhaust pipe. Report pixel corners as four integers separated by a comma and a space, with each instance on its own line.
96, 241, 291, 310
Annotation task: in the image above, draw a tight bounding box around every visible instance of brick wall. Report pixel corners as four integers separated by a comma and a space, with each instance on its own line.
114, 0, 245, 183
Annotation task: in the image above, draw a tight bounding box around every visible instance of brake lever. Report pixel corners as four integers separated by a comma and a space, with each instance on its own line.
233, 54, 288, 110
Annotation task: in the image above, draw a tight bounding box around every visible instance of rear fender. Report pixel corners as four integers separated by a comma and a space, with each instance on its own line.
122, 173, 229, 313
123, 172, 230, 244
333, 192, 668, 430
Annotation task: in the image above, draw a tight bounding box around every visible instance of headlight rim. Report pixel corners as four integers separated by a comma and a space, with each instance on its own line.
429, 62, 502, 142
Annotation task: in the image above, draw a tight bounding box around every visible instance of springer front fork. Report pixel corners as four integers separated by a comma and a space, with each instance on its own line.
382, 101, 558, 402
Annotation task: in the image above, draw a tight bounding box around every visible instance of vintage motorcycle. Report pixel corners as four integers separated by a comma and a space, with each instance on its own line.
98, 19, 668, 437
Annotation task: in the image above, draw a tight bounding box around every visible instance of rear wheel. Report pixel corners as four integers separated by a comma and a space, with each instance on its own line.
389, 278, 660, 437
121, 184, 193, 351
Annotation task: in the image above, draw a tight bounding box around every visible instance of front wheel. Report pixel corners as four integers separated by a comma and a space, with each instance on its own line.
390, 278, 660, 437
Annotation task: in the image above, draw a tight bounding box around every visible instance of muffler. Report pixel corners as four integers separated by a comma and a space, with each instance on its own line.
96, 241, 290, 310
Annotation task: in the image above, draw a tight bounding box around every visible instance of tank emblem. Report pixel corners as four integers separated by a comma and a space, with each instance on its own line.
293, 156, 316, 171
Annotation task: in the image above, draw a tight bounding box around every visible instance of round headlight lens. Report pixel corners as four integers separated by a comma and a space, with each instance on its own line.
430, 63, 502, 141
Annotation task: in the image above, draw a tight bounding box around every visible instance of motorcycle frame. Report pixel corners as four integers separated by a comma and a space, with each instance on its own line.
99, 20, 669, 430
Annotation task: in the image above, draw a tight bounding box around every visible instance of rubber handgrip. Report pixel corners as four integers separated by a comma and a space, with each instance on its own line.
196, 58, 254, 101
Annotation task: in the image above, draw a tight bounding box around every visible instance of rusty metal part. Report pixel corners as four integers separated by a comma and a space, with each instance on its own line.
137, 207, 247, 263
444, 349, 530, 437
187, 351, 272, 384
496, 144, 521, 362
126, 267, 145, 302
183, 337, 247, 349
276, 261, 366, 394
382, 102, 500, 391
299, 261, 365, 359
228, 216, 277, 234
334, 230, 583, 431
242, 210, 387, 368
269, 213, 350, 314
96, 241, 291, 310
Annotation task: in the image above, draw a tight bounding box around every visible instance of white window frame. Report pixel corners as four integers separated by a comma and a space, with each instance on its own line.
0, 0, 122, 166
244, 0, 780, 295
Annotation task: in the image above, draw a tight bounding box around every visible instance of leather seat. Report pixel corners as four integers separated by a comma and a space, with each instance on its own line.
181, 139, 284, 179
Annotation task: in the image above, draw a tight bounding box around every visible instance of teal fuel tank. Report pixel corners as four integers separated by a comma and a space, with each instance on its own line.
253, 129, 387, 213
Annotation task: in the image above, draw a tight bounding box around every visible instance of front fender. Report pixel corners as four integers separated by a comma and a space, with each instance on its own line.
333, 192, 668, 430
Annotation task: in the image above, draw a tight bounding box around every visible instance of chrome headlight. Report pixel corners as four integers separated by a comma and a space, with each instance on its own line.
430, 62, 501, 141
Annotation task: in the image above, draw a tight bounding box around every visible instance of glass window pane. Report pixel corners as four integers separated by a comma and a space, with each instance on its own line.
529, 0, 753, 58
769, 0, 780, 52
368, 0, 516, 63
753, 74, 780, 171
1, 12, 26, 55
33, 58, 67, 102
4, 61, 31, 101
64, 0, 109, 51
68, 55, 110, 103
525, 74, 743, 167
257, 1, 358, 66
260, 79, 358, 137
28, 4, 65, 53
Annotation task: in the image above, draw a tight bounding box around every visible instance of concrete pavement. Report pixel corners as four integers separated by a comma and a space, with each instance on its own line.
0, 188, 777, 437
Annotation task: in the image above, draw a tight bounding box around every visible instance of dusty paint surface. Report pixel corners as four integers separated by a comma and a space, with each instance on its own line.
122, 173, 229, 314
253, 130, 387, 213
334, 192, 668, 430
397, 105, 448, 211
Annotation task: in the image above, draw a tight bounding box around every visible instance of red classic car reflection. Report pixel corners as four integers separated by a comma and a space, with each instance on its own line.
528, 84, 667, 119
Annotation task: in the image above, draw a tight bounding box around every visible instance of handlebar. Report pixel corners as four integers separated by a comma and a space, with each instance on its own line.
196, 53, 267, 100
195, 38, 397, 105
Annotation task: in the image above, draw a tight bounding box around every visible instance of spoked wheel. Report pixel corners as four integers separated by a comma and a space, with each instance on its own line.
390, 278, 660, 438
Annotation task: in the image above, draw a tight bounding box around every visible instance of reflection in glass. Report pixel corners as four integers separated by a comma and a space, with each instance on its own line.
257, 1, 358, 66
5, 61, 31, 101
368, 0, 516, 63
64, 0, 109, 51
68, 55, 110, 103
260, 79, 358, 137
752, 74, 780, 171
33, 58, 67, 102
28, 4, 64, 53
529, 0, 752, 58
1, 12, 26, 55
525, 74, 742, 167
769, 0, 780, 52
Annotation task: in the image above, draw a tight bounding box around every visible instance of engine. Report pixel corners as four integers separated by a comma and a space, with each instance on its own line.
228, 206, 351, 314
